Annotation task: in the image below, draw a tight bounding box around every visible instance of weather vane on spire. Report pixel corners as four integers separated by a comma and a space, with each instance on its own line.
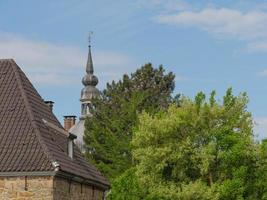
88, 31, 93, 47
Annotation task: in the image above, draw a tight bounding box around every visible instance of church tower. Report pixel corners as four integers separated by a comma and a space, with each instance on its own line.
68, 42, 100, 152
80, 44, 100, 118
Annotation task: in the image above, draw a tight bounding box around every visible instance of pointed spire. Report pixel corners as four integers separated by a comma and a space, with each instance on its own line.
86, 45, 94, 74
80, 34, 100, 111
82, 45, 98, 87
86, 31, 94, 74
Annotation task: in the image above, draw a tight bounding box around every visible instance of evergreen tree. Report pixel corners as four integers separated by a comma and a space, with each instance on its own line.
84, 63, 175, 180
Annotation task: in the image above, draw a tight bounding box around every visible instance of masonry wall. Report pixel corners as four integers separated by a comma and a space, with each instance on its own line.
0, 176, 54, 200
53, 177, 104, 200
0, 176, 105, 200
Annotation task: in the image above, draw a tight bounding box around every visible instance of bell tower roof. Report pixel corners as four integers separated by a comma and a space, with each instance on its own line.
81, 44, 100, 100
80, 37, 100, 118
82, 45, 99, 87
86, 45, 94, 74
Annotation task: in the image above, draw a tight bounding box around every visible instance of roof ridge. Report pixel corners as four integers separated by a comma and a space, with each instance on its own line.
10, 60, 56, 171
0, 58, 13, 61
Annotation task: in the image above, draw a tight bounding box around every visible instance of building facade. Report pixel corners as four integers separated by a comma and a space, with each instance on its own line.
0, 176, 105, 200
0, 59, 109, 200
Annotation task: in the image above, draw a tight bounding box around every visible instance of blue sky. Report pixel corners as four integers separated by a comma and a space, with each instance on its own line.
1, 0, 267, 138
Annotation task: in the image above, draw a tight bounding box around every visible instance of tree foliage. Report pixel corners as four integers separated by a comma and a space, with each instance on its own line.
256, 139, 267, 199
84, 63, 175, 180
84, 62, 267, 199
107, 167, 147, 200
128, 88, 262, 200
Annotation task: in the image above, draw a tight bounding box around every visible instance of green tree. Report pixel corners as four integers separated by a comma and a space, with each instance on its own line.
255, 139, 267, 199
107, 167, 147, 200
131, 88, 259, 200
84, 63, 175, 180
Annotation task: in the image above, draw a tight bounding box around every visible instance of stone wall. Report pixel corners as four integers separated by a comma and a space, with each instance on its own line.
0, 176, 105, 200
53, 177, 104, 200
0, 176, 53, 200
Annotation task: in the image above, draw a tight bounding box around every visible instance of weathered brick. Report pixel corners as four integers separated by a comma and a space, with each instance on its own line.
0, 176, 53, 200
0, 176, 105, 200
0, 180, 4, 189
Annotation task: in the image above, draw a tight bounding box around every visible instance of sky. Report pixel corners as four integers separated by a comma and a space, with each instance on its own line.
1, 0, 267, 139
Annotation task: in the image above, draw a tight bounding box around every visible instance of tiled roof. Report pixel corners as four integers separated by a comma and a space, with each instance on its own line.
0, 59, 109, 189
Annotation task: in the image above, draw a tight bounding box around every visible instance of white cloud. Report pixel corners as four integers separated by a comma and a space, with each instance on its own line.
260, 69, 267, 76
136, 0, 190, 12
155, 8, 267, 52
175, 75, 187, 81
246, 41, 267, 53
29, 73, 78, 86
0, 33, 83, 70
0, 32, 135, 86
254, 117, 267, 139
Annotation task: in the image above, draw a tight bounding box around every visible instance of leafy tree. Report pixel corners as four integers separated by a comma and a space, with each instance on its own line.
255, 139, 267, 199
107, 168, 147, 200
84, 63, 175, 180
131, 88, 259, 199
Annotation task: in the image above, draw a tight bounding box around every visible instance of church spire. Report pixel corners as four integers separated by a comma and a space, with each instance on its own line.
82, 45, 98, 87
86, 45, 94, 74
86, 31, 94, 74
80, 34, 100, 118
